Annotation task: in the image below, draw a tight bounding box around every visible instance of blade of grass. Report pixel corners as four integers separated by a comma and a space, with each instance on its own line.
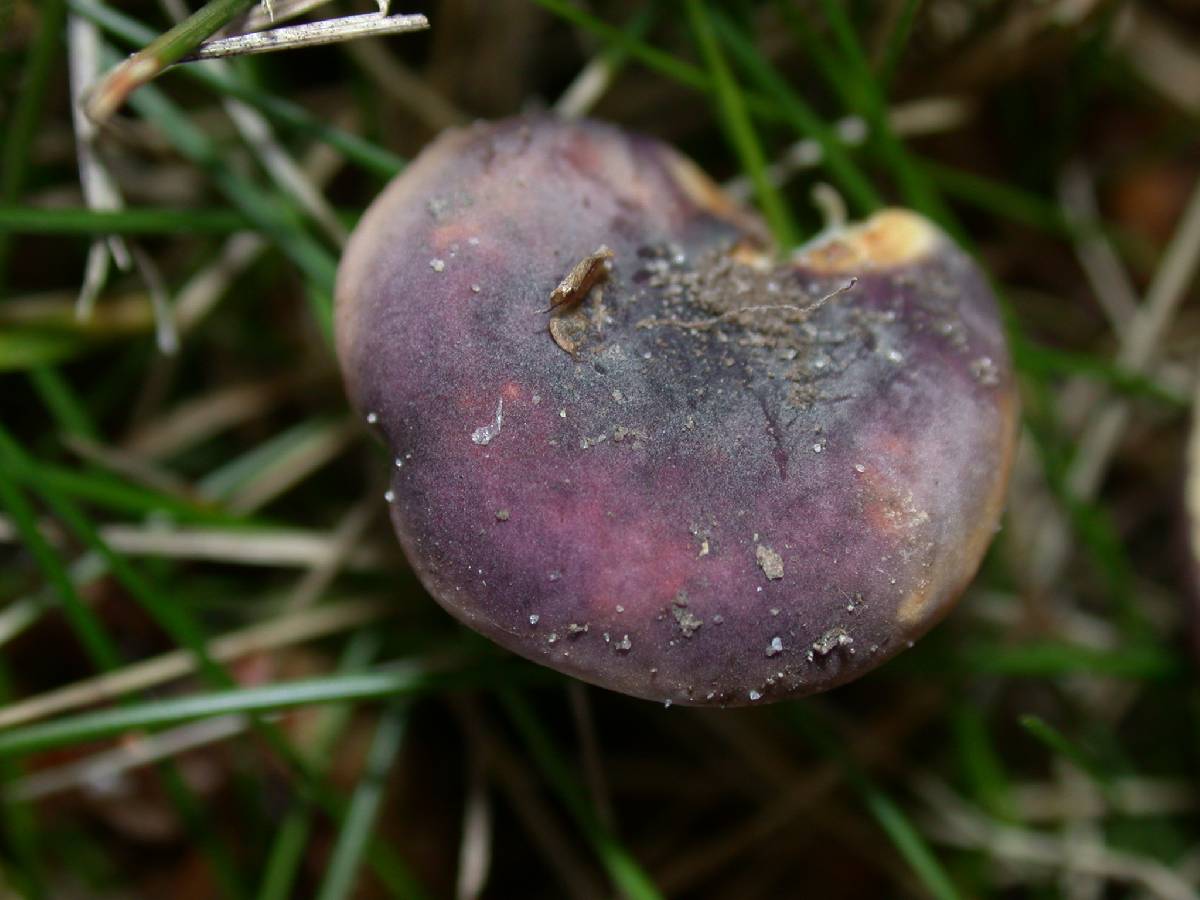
923, 160, 1078, 236
73, 0, 403, 178
0, 666, 504, 758
786, 704, 962, 900
500, 690, 664, 900
156, 757, 249, 899
197, 417, 349, 507
3, 455, 247, 525
1019, 715, 1116, 791
0, 599, 393, 730
256, 632, 382, 900
121, 78, 338, 334
805, 0, 956, 228
0, 206, 253, 235
710, 10, 881, 214
0, 427, 249, 896
86, 0, 255, 123
0, 463, 122, 672
877, 0, 923, 88
0, 331, 97, 371
0, 0, 67, 287
185, 12, 428, 62
1011, 337, 1187, 409
532, 0, 710, 93
1020, 376, 1145, 635
554, 3, 659, 118
685, 0, 798, 247
951, 704, 1015, 821
0, 665, 45, 898
27, 366, 98, 442
314, 704, 409, 900
772, 0, 854, 99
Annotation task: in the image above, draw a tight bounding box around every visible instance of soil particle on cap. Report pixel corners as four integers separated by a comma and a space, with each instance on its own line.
756, 544, 784, 580
809, 626, 853, 660
548, 246, 614, 312
671, 591, 703, 637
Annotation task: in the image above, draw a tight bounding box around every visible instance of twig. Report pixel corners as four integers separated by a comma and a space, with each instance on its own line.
723, 96, 973, 201
455, 745, 494, 900
67, 12, 131, 320
282, 499, 377, 611
6, 714, 254, 802
0, 518, 388, 570
638, 278, 857, 332
130, 243, 178, 354
183, 13, 429, 61
1028, 177, 1200, 589
916, 776, 1198, 900
86, 0, 257, 124
171, 120, 348, 333
450, 697, 603, 900
1058, 161, 1138, 332
1118, 6, 1200, 114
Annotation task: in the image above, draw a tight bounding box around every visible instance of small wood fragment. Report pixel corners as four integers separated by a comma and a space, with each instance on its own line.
548, 311, 589, 355
547, 245, 614, 312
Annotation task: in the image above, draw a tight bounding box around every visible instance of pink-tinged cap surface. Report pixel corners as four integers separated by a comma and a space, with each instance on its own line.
336, 116, 1018, 706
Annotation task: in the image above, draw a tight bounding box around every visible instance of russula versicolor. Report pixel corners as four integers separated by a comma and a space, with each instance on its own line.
336, 116, 1017, 706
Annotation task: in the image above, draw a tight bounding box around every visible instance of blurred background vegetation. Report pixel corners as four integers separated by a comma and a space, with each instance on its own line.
1, 0, 1199, 897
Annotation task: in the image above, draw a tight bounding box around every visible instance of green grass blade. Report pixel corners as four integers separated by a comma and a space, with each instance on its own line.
923, 161, 1077, 235
811, 0, 955, 227
198, 417, 345, 505
1011, 337, 1187, 408
122, 80, 338, 333
27, 367, 97, 441
877, 0, 923, 88
712, 10, 881, 214
256, 633, 383, 900
5, 455, 246, 525
501, 691, 664, 900
0, 0, 66, 286
0, 206, 253, 235
951, 705, 1014, 821
532, 0, 710, 93
0, 665, 46, 898
0, 453, 122, 672
314, 705, 409, 900
257, 814, 314, 900
787, 705, 962, 900
157, 757, 250, 899
0, 669, 436, 757
1019, 715, 1115, 790
71, 0, 403, 178
685, 0, 797, 247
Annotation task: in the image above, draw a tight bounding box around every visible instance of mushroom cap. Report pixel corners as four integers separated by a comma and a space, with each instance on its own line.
336, 116, 1018, 706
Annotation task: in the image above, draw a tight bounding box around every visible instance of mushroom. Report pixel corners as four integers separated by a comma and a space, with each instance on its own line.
335, 116, 1018, 706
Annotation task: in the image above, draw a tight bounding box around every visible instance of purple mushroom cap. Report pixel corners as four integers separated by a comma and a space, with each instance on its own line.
336, 116, 1018, 706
